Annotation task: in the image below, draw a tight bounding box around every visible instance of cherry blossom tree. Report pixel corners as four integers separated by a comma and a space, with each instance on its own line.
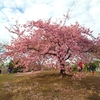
91, 35, 100, 59
0, 15, 95, 76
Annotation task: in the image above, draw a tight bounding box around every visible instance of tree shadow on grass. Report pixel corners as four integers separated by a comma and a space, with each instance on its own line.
80, 75, 100, 100
36, 72, 73, 79
87, 93, 100, 100
0, 93, 13, 100
80, 76, 100, 92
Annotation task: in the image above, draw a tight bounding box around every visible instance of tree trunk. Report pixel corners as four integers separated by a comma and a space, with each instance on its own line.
59, 68, 65, 77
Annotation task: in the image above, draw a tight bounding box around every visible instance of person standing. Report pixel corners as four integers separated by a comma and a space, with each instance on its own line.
8, 66, 12, 74
78, 61, 83, 72
90, 66, 95, 75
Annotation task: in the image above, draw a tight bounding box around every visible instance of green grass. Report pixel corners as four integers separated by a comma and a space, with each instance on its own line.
0, 71, 100, 100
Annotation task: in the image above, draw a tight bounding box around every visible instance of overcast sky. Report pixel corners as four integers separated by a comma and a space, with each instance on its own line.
0, 0, 100, 42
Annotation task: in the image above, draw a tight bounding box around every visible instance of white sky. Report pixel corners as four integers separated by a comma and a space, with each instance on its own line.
0, 0, 100, 42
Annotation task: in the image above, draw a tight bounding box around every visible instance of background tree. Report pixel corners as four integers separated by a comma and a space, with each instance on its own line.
0, 41, 8, 73
0, 41, 7, 55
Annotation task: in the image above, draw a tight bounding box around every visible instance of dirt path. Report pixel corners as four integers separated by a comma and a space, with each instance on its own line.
15, 71, 41, 76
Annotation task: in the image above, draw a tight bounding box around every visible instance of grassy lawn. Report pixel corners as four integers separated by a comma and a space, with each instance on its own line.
0, 71, 100, 100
